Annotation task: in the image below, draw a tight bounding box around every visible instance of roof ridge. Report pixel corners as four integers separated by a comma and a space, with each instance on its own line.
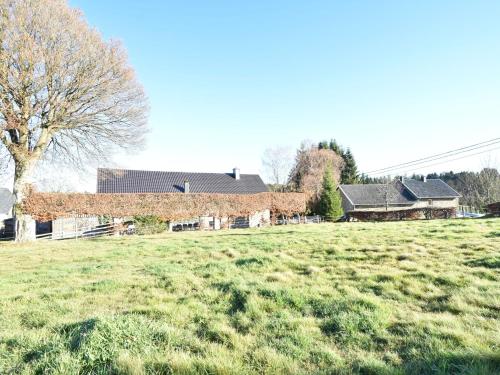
97, 168, 268, 194
401, 178, 460, 198
340, 183, 396, 187
98, 167, 259, 176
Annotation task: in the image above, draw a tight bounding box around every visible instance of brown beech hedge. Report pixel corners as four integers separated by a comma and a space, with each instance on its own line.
23, 192, 307, 222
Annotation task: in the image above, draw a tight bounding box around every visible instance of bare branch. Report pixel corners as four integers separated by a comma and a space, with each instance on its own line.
0, 0, 149, 169
262, 146, 294, 191
0, 0, 149, 240
288, 143, 344, 209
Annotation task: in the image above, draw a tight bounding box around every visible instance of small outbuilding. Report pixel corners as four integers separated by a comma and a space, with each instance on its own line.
486, 202, 500, 217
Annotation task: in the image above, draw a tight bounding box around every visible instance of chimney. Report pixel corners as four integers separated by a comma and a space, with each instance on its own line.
422, 176, 427, 183
233, 167, 240, 180
184, 180, 190, 193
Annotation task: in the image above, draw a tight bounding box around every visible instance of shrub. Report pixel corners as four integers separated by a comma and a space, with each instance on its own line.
133, 215, 166, 235
98, 215, 112, 225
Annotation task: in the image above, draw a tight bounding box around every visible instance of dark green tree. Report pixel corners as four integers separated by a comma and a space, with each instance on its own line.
317, 139, 360, 184
318, 140, 329, 150
340, 148, 359, 184
318, 167, 343, 220
329, 139, 343, 155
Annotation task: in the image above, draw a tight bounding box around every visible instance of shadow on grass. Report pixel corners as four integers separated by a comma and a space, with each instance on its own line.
212, 230, 298, 237
20, 320, 98, 368
60, 318, 98, 351
9, 316, 500, 375
350, 352, 500, 375
235, 256, 269, 267
465, 257, 500, 269
398, 352, 500, 375
485, 230, 500, 238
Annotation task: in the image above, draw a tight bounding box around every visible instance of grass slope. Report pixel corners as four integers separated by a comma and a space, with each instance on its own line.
0, 219, 499, 375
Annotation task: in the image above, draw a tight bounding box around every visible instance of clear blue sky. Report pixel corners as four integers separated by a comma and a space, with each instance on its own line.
68, 0, 499, 187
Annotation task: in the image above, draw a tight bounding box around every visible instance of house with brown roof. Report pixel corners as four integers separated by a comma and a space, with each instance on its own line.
338, 177, 460, 221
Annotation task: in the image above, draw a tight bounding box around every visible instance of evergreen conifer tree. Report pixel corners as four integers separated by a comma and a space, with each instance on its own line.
340, 148, 359, 184
318, 167, 343, 220
318, 141, 329, 150
329, 139, 343, 155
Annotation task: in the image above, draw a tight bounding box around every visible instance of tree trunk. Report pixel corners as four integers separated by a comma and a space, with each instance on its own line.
13, 160, 36, 242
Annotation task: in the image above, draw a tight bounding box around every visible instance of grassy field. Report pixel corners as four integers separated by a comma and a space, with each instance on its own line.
0, 219, 499, 375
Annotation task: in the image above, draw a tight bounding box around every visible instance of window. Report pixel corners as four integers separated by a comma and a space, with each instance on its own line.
428, 199, 433, 206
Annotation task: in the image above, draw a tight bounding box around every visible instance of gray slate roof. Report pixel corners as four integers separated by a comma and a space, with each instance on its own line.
402, 179, 461, 199
97, 168, 269, 194
339, 183, 415, 206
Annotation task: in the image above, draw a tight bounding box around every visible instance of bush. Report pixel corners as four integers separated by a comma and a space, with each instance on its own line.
98, 215, 112, 225
133, 215, 166, 235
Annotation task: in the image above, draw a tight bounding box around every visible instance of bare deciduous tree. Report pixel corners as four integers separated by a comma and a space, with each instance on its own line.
32, 164, 90, 193
477, 156, 500, 207
0, 0, 149, 241
477, 168, 500, 206
289, 141, 344, 210
261, 146, 294, 191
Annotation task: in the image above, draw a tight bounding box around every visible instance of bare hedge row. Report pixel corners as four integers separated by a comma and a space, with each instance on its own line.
23, 192, 307, 221
349, 208, 456, 221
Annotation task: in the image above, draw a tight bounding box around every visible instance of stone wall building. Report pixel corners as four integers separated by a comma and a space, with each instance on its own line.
338, 177, 460, 221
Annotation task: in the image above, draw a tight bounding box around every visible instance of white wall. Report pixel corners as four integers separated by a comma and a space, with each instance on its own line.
249, 209, 271, 228
352, 198, 459, 212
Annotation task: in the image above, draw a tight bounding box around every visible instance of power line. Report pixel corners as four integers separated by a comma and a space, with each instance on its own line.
365, 137, 500, 174
367, 145, 500, 177
391, 146, 500, 176
362, 137, 500, 176
364, 137, 500, 175
368, 141, 500, 176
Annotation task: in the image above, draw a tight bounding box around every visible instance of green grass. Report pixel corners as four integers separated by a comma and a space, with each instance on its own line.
0, 219, 499, 375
